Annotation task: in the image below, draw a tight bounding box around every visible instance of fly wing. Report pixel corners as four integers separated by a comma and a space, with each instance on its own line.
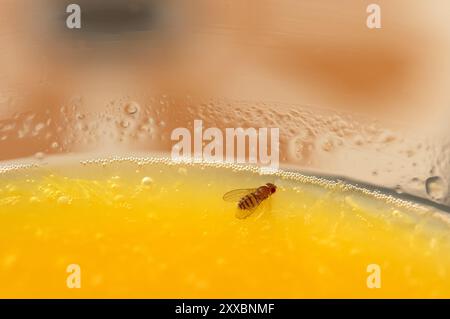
235, 206, 257, 219
222, 188, 257, 202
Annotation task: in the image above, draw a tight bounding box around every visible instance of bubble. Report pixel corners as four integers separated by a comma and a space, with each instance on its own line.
29, 196, 40, 203
57, 196, 72, 205
178, 167, 188, 176
114, 195, 125, 202
141, 176, 153, 186
124, 102, 139, 115
425, 176, 448, 201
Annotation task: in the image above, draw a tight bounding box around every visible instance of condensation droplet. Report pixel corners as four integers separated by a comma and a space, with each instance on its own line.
354, 136, 364, 146
378, 131, 396, 143
425, 176, 447, 201
125, 102, 139, 115
320, 137, 334, 152
410, 177, 422, 188
34, 123, 46, 132
120, 120, 130, 128
35, 152, 45, 160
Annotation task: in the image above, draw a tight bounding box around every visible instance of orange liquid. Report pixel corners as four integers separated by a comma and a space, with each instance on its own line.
0, 155, 449, 298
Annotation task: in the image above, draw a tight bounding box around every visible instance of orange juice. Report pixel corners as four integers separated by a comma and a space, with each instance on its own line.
0, 155, 449, 298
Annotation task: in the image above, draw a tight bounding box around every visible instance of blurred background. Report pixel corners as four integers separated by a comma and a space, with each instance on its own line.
1, 0, 450, 206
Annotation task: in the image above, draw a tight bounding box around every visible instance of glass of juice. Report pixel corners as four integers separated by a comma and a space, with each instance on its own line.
1, 0, 450, 299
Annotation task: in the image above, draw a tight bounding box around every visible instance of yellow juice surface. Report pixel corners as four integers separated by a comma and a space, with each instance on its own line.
0, 156, 450, 298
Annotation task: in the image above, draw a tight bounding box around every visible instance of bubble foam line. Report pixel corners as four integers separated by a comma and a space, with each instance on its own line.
79, 155, 425, 212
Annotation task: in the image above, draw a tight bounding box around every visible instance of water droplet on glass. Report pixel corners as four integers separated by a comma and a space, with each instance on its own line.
378, 131, 396, 143
124, 102, 139, 115
410, 177, 422, 188
35, 152, 45, 160
425, 176, 447, 201
320, 137, 334, 152
34, 123, 46, 132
